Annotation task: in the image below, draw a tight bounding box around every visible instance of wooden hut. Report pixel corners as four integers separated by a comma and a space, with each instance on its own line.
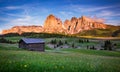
19, 38, 45, 51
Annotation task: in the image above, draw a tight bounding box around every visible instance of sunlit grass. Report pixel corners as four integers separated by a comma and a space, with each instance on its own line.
79, 36, 120, 40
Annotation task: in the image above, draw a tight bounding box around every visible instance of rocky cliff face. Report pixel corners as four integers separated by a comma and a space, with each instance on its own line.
2, 14, 107, 35
63, 16, 107, 34
43, 14, 63, 33
2, 26, 43, 34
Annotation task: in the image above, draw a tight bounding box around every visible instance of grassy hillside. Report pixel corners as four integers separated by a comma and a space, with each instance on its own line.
0, 42, 120, 72
75, 25, 120, 37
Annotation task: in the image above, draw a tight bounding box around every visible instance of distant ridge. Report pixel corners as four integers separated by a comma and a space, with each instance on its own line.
2, 25, 43, 34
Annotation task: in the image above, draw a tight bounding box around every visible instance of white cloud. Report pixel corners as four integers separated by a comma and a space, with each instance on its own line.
8, 15, 42, 26
78, 6, 111, 12
69, 4, 119, 13
96, 10, 120, 17
0, 17, 11, 21
59, 11, 73, 16
106, 20, 120, 26
5, 6, 22, 10
6, 13, 25, 17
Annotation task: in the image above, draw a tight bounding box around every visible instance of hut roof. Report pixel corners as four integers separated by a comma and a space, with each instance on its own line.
21, 38, 45, 44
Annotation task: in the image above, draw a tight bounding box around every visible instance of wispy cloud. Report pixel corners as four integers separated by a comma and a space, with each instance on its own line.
6, 13, 25, 17
106, 20, 120, 25
59, 11, 73, 18
69, 4, 120, 12
71, 5, 110, 12
6, 15, 43, 26
5, 6, 22, 10
96, 10, 120, 17
0, 17, 11, 21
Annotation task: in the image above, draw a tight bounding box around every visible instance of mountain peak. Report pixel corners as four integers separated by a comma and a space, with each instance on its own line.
43, 14, 63, 33
47, 14, 56, 19
71, 17, 78, 22
81, 16, 94, 22
81, 16, 87, 18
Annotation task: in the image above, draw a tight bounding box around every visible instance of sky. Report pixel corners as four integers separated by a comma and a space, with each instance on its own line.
0, 0, 120, 33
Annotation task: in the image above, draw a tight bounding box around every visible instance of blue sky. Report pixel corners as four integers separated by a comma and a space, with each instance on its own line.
0, 0, 120, 33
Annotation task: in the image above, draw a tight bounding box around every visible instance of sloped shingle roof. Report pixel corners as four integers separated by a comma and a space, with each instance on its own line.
21, 38, 45, 44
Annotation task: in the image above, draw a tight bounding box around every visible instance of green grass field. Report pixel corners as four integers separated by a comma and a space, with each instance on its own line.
0, 43, 120, 72
0, 37, 120, 72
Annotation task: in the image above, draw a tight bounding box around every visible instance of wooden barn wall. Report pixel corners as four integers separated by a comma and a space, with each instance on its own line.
19, 41, 27, 48
27, 43, 45, 51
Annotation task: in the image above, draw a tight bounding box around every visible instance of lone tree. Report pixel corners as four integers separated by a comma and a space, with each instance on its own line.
72, 43, 75, 48
87, 45, 89, 49
104, 40, 112, 50
87, 39, 89, 43
50, 39, 57, 44
90, 45, 95, 50
58, 40, 63, 46
78, 39, 81, 43
65, 40, 68, 44
78, 39, 83, 43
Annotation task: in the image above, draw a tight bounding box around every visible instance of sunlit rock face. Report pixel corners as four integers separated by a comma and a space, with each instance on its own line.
63, 16, 107, 34
2, 14, 107, 35
43, 14, 63, 33
2, 26, 43, 34
44, 15, 107, 34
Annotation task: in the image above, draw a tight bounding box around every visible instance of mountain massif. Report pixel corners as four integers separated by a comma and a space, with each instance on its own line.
2, 14, 117, 35
43, 15, 107, 34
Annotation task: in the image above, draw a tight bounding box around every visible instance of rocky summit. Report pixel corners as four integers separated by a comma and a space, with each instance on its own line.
63, 16, 107, 34
2, 14, 107, 35
43, 14, 63, 33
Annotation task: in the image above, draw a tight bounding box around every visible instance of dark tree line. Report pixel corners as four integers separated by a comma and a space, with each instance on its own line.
78, 39, 89, 43
50, 39, 68, 45
2, 32, 77, 38
87, 45, 96, 50
0, 37, 14, 44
